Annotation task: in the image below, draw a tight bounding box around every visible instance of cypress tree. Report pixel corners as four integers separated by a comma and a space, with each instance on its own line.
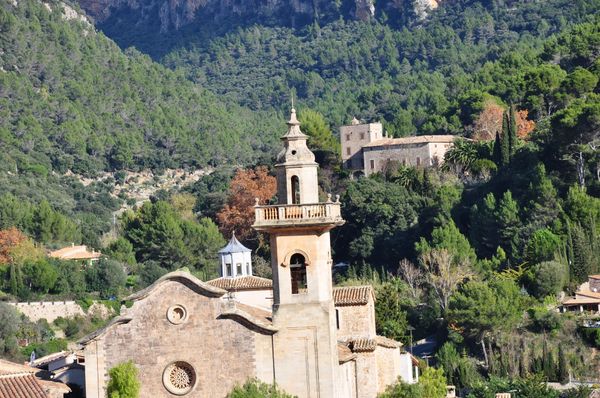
571, 223, 593, 283
558, 343, 569, 384
501, 112, 510, 166
566, 221, 574, 285
542, 339, 555, 380
508, 105, 518, 157
493, 131, 502, 167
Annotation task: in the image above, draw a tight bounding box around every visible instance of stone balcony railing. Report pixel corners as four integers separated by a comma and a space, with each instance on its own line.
253, 195, 345, 230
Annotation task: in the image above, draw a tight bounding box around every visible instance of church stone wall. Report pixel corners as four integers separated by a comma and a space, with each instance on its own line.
85, 280, 262, 398
336, 301, 376, 339
376, 346, 402, 393
354, 351, 379, 398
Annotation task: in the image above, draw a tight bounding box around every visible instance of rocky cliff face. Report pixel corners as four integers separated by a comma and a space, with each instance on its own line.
76, 0, 438, 33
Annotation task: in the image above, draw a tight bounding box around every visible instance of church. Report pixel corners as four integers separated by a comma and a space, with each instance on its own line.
80, 109, 418, 398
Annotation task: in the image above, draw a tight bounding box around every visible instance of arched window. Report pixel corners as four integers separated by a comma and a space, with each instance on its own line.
290, 253, 307, 294
291, 176, 300, 204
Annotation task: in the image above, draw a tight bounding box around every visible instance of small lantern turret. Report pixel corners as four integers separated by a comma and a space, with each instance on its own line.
218, 232, 252, 278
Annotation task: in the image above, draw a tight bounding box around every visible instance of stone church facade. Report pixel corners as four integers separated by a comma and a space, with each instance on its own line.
80, 109, 417, 398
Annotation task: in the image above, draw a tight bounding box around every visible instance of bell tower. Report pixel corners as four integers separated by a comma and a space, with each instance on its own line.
253, 108, 345, 398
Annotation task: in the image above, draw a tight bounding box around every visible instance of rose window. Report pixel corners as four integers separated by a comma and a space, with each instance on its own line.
163, 361, 196, 395
166, 305, 188, 325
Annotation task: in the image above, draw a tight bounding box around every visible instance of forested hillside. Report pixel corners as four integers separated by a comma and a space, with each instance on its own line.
1, 0, 600, 394
153, 0, 600, 134
0, 0, 281, 249
0, 0, 280, 176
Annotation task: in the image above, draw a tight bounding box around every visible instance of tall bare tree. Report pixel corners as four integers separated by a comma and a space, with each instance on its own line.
397, 258, 424, 301
420, 248, 473, 312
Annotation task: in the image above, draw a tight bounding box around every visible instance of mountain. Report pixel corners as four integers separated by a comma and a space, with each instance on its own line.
0, 0, 281, 177
77, 0, 440, 38
0, 0, 282, 247
75, 0, 600, 134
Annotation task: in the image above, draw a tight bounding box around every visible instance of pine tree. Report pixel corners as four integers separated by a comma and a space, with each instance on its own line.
501, 112, 510, 166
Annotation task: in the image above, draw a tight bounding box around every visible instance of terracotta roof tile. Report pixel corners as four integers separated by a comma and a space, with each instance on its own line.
344, 335, 402, 353
562, 297, 600, 305
375, 335, 403, 349
207, 276, 273, 291
0, 374, 47, 398
347, 338, 377, 352
0, 359, 37, 376
333, 286, 374, 306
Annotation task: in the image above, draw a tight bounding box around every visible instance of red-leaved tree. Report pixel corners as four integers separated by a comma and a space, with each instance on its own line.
216, 167, 276, 243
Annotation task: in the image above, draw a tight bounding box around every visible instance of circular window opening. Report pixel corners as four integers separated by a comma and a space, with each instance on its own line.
163, 361, 197, 395
167, 305, 188, 325
291, 150, 297, 155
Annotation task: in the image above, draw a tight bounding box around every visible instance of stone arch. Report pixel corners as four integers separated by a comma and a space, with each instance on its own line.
281, 249, 311, 267
291, 175, 300, 204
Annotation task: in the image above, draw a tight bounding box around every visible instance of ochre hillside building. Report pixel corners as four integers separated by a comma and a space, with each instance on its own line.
80, 109, 417, 398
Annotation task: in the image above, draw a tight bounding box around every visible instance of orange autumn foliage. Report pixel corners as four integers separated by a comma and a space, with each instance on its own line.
216, 166, 276, 242
472, 102, 536, 141
516, 109, 536, 139
472, 101, 504, 141
0, 227, 27, 265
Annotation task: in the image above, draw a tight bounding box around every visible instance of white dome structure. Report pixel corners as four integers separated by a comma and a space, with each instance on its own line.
218, 232, 252, 278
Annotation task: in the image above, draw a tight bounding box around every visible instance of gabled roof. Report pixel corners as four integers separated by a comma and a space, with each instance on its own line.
333, 286, 375, 306
0, 360, 37, 376
30, 351, 70, 367
207, 276, 272, 291
218, 233, 252, 254
363, 135, 456, 148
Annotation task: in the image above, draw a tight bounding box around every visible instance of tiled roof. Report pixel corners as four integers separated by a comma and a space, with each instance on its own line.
345, 335, 402, 353
363, 135, 456, 148
0, 373, 47, 398
0, 359, 36, 376
347, 338, 377, 352
562, 297, 600, 305
333, 286, 374, 306
576, 290, 600, 299
49, 245, 101, 260
207, 276, 273, 291
31, 351, 69, 367
375, 335, 403, 349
